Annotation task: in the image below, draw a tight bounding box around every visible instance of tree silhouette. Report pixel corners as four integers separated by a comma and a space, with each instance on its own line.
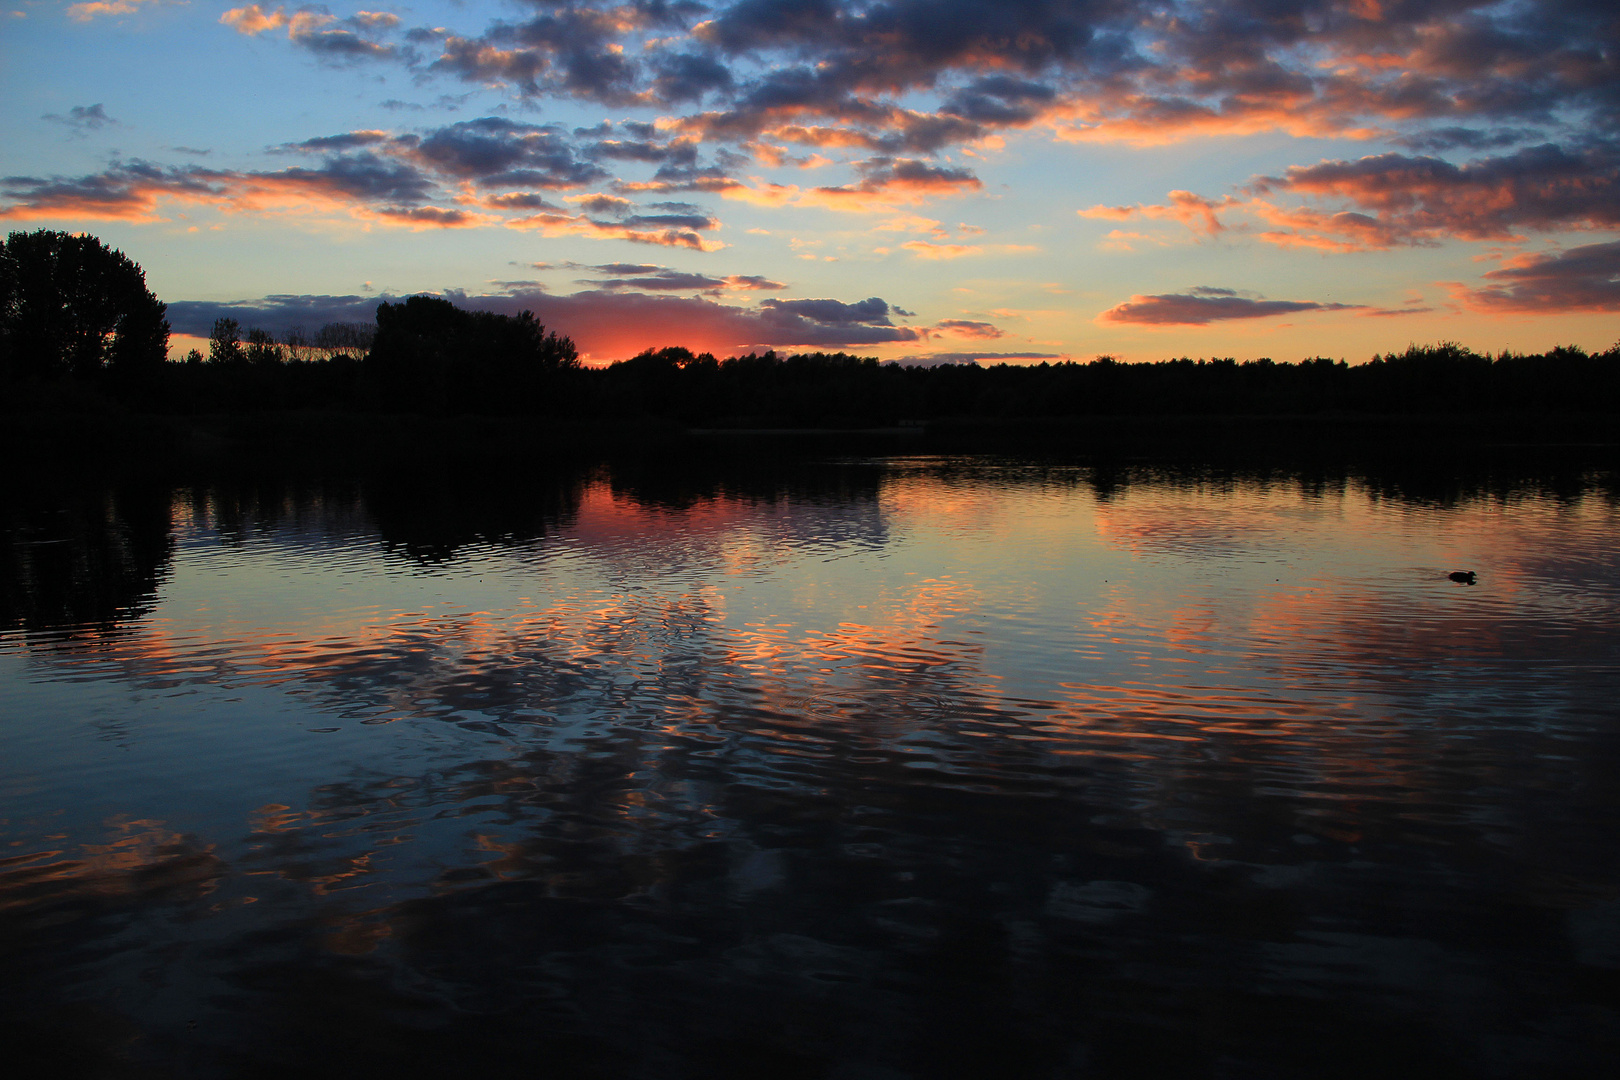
315, 321, 375, 356
0, 229, 169, 383
208, 317, 244, 365
368, 296, 579, 411
244, 327, 282, 366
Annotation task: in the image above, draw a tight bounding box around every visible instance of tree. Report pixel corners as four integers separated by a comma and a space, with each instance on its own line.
208, 317, 244, 365
0, 229, 169, 382
244, 327, 282, 366
283, 325, 312, 363
368, 296, 579, 410
315, 321, 375, 356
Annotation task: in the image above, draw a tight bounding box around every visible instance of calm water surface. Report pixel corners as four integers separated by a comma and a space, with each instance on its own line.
2, 458, 1618, 1078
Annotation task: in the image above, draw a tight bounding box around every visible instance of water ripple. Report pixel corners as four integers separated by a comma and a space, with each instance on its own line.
2, 461, 1618, 1076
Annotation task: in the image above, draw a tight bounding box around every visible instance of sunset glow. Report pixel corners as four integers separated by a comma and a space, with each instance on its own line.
4, 1, 1616, 363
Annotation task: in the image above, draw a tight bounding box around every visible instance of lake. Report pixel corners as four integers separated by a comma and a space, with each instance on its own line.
3, 455, 1618, 1078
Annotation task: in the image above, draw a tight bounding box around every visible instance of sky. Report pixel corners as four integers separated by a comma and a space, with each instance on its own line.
2, 0, 1617, 365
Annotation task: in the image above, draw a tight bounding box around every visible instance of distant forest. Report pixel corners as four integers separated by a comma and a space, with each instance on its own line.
3, 230, 1617, 426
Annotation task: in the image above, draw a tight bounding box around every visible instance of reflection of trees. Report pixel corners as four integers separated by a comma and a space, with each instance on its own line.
604, 454, 887, 514
1079, 458, 1619, 511
1351, 460, 1619, 509
10, 456, 1595, 649
0, 464, 596, 643
0, 479, 174, 641
179, 475, 375, 549
171, 466, 589, 565
365, 463, 586, 563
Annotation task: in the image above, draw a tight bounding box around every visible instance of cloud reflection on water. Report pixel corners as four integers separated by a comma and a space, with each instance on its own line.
1, 459, 1618, 1076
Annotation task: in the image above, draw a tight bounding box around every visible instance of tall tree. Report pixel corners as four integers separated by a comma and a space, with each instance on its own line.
208, 318, 244, 365
369, 296, 578, 411
0, 230, 170, 383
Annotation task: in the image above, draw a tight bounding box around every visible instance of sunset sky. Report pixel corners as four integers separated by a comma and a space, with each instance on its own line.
3, 0, 1616, 364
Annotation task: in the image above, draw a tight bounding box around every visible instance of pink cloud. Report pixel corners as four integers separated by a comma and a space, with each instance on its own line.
930, 319, 1004, 339
1079, 191, 1235, 238
1448, 240, 1620, 313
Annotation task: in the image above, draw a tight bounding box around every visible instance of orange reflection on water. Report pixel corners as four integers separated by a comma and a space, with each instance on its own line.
6, 465, 1616, 935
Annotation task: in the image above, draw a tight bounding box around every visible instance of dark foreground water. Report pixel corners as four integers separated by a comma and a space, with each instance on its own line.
3, 457, 1618, 1079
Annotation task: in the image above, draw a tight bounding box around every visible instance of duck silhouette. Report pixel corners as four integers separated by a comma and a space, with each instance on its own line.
1448, 570, 1477, 585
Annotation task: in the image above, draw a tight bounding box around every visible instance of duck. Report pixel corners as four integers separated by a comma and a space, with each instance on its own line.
1448, 570, 1477, 585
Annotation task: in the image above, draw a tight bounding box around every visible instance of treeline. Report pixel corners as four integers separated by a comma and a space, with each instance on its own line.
32, 331, 1613, 424
584, 342, 1620, 424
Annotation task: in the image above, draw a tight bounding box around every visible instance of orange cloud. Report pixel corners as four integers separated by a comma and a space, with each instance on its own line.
220, 4, 291, 35
1049, 90, 1386, 148
0, 165, 226, 223
1245, 201, 1403, 252
930, 319, 1004, 339
901, 240, 981, 259
875, 214, 945, 236
67, 0, 155, 19
1079, 190, 1236, 238
0, 152, 727, 249
1083, 141, 1620, 252
1447, 240, 1620, 314
1251, 146, 1620, 246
